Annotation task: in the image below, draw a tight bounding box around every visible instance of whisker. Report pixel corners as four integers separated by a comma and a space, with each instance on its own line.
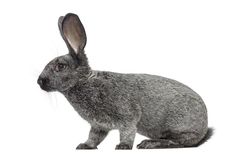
47, 93, 58, 109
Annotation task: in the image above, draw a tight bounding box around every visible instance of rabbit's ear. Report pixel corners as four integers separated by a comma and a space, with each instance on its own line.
58, 13, 87, 56
58, 16, 74, 52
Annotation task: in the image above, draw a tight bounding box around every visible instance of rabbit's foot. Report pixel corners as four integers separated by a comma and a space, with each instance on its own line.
76, 143, 97, 150
137, 139, 181, 149
115, 143, 132, 150
137, 139, 161, 149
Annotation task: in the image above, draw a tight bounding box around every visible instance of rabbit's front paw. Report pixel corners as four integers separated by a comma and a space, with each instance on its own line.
76, 143, 97, 150
115, 143, 132, 150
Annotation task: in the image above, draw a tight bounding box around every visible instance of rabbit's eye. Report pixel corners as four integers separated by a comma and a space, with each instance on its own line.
55, 63, 67, 72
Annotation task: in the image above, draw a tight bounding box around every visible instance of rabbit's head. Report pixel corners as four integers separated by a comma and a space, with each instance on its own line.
37, 13, 90, 92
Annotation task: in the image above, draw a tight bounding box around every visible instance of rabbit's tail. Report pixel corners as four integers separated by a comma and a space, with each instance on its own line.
195, 127, 214, 147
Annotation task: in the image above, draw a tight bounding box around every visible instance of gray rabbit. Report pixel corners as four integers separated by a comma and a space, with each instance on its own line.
37, 13, 212, 149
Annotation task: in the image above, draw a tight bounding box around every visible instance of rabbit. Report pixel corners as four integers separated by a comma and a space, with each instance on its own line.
37, 13, 213, 150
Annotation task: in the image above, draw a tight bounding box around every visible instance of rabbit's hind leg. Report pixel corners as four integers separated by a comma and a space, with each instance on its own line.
137, 131, 200, 149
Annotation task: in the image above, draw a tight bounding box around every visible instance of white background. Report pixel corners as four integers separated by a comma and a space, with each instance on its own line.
0, 0, 235, 154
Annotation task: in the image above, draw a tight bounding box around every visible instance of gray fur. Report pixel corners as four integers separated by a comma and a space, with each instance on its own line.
37, 13, 212, 150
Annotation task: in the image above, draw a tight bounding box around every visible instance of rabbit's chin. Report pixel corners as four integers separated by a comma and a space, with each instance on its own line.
39, 85, 56, 92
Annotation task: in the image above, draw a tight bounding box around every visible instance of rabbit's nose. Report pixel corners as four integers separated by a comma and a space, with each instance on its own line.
37, 76, 49, 87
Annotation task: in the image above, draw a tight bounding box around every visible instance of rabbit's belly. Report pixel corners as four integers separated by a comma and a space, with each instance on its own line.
70, 101, 140, 130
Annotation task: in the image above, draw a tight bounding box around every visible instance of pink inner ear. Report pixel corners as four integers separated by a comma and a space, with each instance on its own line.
63, 16, 82, 53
